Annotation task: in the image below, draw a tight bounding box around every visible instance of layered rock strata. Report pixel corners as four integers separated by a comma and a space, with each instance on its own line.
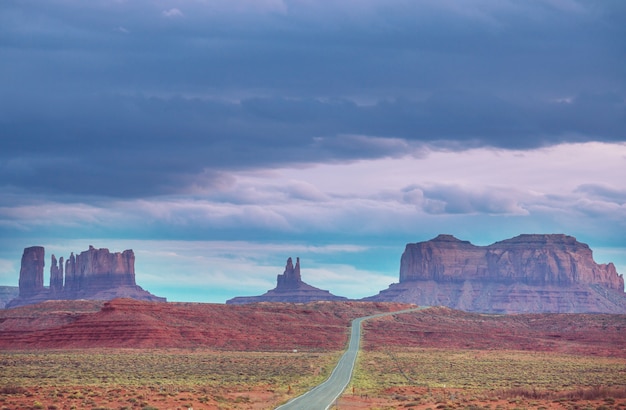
366, 234, 626, 313
227, 257, 347, 304
6, 246, 165, 308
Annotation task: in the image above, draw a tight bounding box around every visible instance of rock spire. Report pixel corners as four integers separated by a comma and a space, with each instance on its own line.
18, 246, 45, 297
227, 257, 347, 304
7, 246, 165, 308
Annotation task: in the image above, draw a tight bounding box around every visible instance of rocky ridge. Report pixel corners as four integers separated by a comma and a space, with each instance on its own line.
6, 246, 165, 308
366, 234, 626, 313
0, 299, 408, 350
226, 257, 347, 304
0, 299, 624, 357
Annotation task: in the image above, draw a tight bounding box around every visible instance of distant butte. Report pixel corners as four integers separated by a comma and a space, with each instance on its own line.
364, 234, 626, 314
226, 257, 347, 304
6, 246, 165, 308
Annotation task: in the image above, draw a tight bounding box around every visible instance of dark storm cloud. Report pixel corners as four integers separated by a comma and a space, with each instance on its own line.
1, 0, 625, 198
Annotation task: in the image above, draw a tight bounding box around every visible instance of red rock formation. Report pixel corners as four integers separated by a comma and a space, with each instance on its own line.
6, 246, 165, 309
399, 234, 623, 290
227, 257, 347, 304
276, 257, 302, 288
65, 246, 136, 294
0, 299, 413, 350
50, 255, 64, 293
18, 246, 45, 297
368, 234, 626, 313
399, 235, 485, 283
486, 234, 623, 289
1, 300, 624, 357
64, 252, 76, 291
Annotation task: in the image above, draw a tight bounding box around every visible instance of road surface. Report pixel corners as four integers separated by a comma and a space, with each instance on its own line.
275, 307, 425, 410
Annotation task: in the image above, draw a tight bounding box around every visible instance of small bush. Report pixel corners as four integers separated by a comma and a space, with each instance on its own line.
0, 385, 26, 394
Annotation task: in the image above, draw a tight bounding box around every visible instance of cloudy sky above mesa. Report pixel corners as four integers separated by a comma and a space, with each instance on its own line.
1, 0, 625, 302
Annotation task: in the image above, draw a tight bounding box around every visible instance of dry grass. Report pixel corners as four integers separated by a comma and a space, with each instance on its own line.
347, 348, 626, 409
0, 349, 341, 409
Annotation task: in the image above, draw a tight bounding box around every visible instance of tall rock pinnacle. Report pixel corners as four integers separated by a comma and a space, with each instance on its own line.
50, 255, 64, 293
276, 257, 302, 288
227, 257, 347, 304
18, 246, 45, 297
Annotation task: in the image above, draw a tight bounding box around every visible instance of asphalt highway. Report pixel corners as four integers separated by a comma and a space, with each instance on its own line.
275, 307, 425, 410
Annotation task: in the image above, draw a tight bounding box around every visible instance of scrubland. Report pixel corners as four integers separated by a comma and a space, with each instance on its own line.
1, 302, 625, 409
0, 349, 340, 409
344, 348, 626, 409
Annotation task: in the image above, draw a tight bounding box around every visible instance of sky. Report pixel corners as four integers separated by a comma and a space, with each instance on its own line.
1, 0, 625, 302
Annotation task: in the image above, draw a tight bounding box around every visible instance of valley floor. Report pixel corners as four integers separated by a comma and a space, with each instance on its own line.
1, 301, 625, 409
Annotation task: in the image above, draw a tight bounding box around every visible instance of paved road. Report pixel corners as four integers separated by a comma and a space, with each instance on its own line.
275, 307, 425, 410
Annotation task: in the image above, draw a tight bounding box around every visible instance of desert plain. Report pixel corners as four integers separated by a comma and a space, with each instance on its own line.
1, 299, 625, 410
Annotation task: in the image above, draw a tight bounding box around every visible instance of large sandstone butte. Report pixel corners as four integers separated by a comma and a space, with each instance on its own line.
6, 246, 165, 309
227, 257, 348, 304
365, 234, 626, 313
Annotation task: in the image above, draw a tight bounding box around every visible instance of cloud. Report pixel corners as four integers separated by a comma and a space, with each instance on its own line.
2, 93, 624, 199
402, 184, 529, 215
162, 8, 183, 18
2, 0, 625, 198
575, 184, 626, 205
3, 142, 624, 243
2, 0, 626, 300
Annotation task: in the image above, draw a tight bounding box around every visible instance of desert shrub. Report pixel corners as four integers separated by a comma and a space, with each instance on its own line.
0, 385, 26, 394
492, 386, 626, 402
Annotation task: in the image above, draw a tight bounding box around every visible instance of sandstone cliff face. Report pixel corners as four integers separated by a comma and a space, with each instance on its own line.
6, 246, 165, 309
400, 234, 624, 290
18, 246, 45, 297
227, 257, 347, 304
400, 235, 486, 283
486, 235, 622, 289
64, 246, 136, 293
369, 234, 626, 313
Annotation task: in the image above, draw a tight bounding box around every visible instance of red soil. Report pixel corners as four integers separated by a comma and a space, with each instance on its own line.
362, 306, 626, 357
1, 300, 624, 357
0, 299, 412, 351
